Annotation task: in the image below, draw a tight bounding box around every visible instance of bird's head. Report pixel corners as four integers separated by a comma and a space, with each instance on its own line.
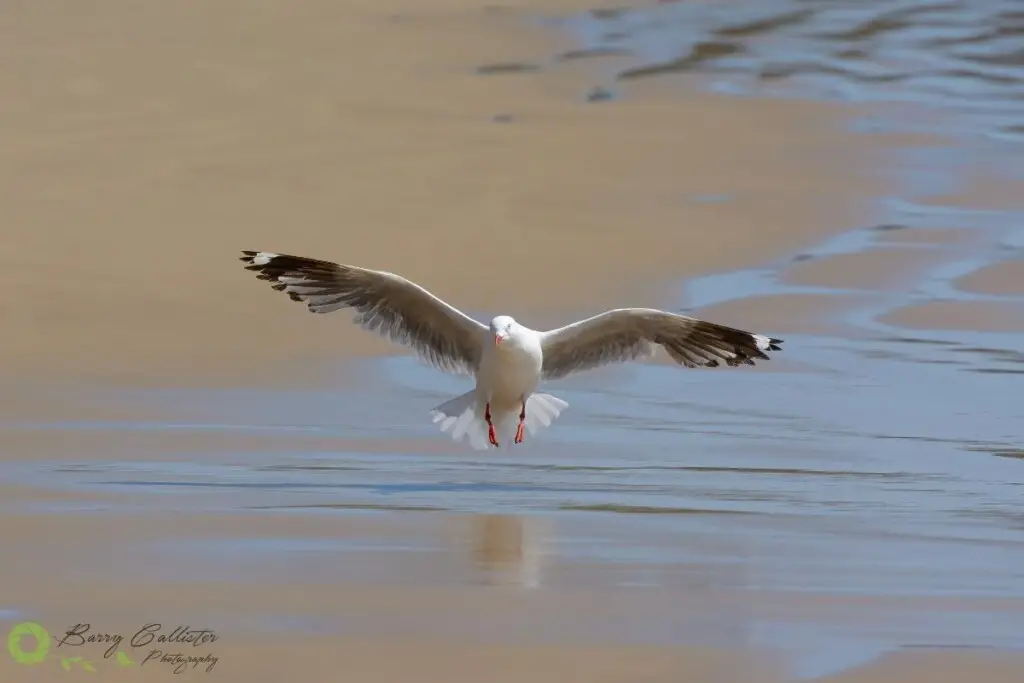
489, 315, 517, 348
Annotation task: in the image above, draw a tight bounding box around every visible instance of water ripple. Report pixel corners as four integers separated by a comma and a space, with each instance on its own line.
529, 0, 1024, 138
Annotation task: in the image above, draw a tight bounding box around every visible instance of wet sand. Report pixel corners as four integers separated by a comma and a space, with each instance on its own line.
0, 0, 874, 387
955, 260, 1024, 296
4, 0, 1024, 681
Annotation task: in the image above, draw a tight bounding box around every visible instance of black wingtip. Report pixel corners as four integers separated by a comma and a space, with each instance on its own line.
702, 333, 783, 369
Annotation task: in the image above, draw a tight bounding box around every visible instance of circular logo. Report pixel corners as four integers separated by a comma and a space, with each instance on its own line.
7, 621, 50, 665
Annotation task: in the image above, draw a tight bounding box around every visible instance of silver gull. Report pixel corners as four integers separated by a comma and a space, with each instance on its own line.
239, 250, 783, 450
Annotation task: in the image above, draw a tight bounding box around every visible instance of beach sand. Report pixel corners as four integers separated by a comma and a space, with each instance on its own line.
0, 0, 877, 387
2, 0, 1023, 681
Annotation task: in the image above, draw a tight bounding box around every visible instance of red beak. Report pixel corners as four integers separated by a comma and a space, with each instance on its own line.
494, 334, 504, 347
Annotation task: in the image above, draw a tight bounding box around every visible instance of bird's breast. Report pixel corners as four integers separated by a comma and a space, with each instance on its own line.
479, 344, 542, 401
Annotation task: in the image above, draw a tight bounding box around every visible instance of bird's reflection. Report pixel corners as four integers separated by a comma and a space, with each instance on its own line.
467, 514, 547, 588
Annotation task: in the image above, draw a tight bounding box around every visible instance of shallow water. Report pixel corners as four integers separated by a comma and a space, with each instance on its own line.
4, 322, 1024, 676
539, 0, 1024, 140
6, 232, 1022, 595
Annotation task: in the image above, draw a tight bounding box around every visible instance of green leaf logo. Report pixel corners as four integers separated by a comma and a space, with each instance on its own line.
59, 655, 96, 672
116, 651, 135, 667
7, 621, 51, 665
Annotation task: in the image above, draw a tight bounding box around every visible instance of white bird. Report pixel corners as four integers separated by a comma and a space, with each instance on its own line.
239, 251, 783, 450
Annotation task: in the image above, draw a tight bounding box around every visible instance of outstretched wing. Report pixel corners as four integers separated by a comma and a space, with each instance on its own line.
240, 250, 488, 375
539, 307, 782, 380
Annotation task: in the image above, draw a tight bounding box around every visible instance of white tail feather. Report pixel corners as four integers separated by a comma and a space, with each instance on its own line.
429, 390, 490, 451
429, 391, 569, 449
523, 392, 569, 436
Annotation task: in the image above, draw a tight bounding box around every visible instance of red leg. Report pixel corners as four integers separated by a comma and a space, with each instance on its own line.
485, 402, 499, 447
514, 398, 526, 444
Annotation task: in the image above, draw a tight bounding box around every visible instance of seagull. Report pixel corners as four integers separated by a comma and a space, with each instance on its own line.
239, 250, 783, 450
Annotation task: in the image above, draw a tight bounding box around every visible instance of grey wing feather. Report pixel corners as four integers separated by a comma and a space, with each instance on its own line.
539, 308, 783, 380
239, 250, 487, 375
